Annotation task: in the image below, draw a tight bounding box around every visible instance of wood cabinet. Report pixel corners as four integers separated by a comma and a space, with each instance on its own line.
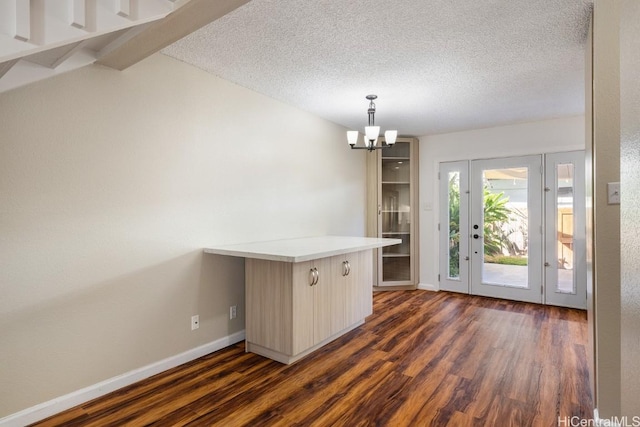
367, 137, 420, 288
205, 236, 399, 364
245, 250, 373, 364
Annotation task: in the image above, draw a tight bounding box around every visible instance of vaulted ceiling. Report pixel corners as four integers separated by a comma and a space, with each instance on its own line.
1, 0, 593, 137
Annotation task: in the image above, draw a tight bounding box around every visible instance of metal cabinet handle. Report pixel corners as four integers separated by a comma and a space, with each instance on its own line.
342, 260, 352, 276
309, 267, 319, 286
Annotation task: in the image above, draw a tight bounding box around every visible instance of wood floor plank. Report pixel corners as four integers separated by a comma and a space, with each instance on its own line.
30, 290, 592, 427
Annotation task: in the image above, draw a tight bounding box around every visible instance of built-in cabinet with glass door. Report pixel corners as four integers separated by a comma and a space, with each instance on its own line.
367, 137, 419, 288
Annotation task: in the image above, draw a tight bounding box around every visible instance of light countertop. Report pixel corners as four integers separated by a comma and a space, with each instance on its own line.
204, 235, 401, 263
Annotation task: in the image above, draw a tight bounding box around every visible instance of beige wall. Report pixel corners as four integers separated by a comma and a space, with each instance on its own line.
620, 0, 640, 418
591, 1, 622, 418
0, 53, 366, 417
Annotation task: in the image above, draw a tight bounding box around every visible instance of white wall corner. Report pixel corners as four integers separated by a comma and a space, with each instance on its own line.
0, 331, 246, 427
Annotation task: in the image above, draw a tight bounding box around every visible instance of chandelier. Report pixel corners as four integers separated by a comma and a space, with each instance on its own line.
347, 95, 397, 151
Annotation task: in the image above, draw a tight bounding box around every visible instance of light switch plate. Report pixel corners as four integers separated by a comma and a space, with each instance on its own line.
607, 182, 620, 205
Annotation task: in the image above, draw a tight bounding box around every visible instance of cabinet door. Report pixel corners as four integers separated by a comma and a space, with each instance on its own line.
292, 260, 316, 355
312, 257, 333, 344
344, 250, 373, 323
330, 254, 350, 335
330, 250, 374, 331
292, 257, 334, 352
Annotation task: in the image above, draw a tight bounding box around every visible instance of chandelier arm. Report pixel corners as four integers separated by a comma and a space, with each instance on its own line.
349, 141, 389, 151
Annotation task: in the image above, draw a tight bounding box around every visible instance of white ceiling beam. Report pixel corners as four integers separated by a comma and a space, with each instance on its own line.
0, 59, 19, 78
96, 0, 250, 70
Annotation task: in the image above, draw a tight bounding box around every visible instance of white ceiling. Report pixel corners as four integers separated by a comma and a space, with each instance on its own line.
161, 0, 593, 137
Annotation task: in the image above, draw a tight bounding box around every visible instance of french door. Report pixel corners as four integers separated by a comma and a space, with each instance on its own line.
439, 152, 586, 308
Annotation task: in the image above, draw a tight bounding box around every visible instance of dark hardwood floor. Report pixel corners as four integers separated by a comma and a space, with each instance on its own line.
31, 290, 592, 426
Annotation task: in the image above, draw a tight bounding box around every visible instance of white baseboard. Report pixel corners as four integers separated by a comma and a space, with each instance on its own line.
417, 282, 439, 291
0, 330, 246, 427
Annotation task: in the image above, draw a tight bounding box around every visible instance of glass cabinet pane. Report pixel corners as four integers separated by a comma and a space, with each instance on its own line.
381, 183, 411, 233
383, 257, 411, 282
383, 141, 410, 158
382, 159, 410, 182
382, 234, 410, 255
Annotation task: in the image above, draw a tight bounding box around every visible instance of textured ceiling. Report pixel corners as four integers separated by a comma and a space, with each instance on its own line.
162, 0, 593, 136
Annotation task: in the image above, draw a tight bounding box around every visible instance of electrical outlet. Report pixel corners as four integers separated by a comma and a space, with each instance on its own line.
191, 315, 199, 330
229, 305, 237, 320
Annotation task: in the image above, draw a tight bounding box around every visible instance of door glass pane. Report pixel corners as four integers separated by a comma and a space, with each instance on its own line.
448, 171, 461, 280
482, 167, 528, 288
556, 163, 576, 294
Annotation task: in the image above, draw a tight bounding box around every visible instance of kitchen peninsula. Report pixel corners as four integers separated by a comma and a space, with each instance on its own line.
204, 236, 400, 364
